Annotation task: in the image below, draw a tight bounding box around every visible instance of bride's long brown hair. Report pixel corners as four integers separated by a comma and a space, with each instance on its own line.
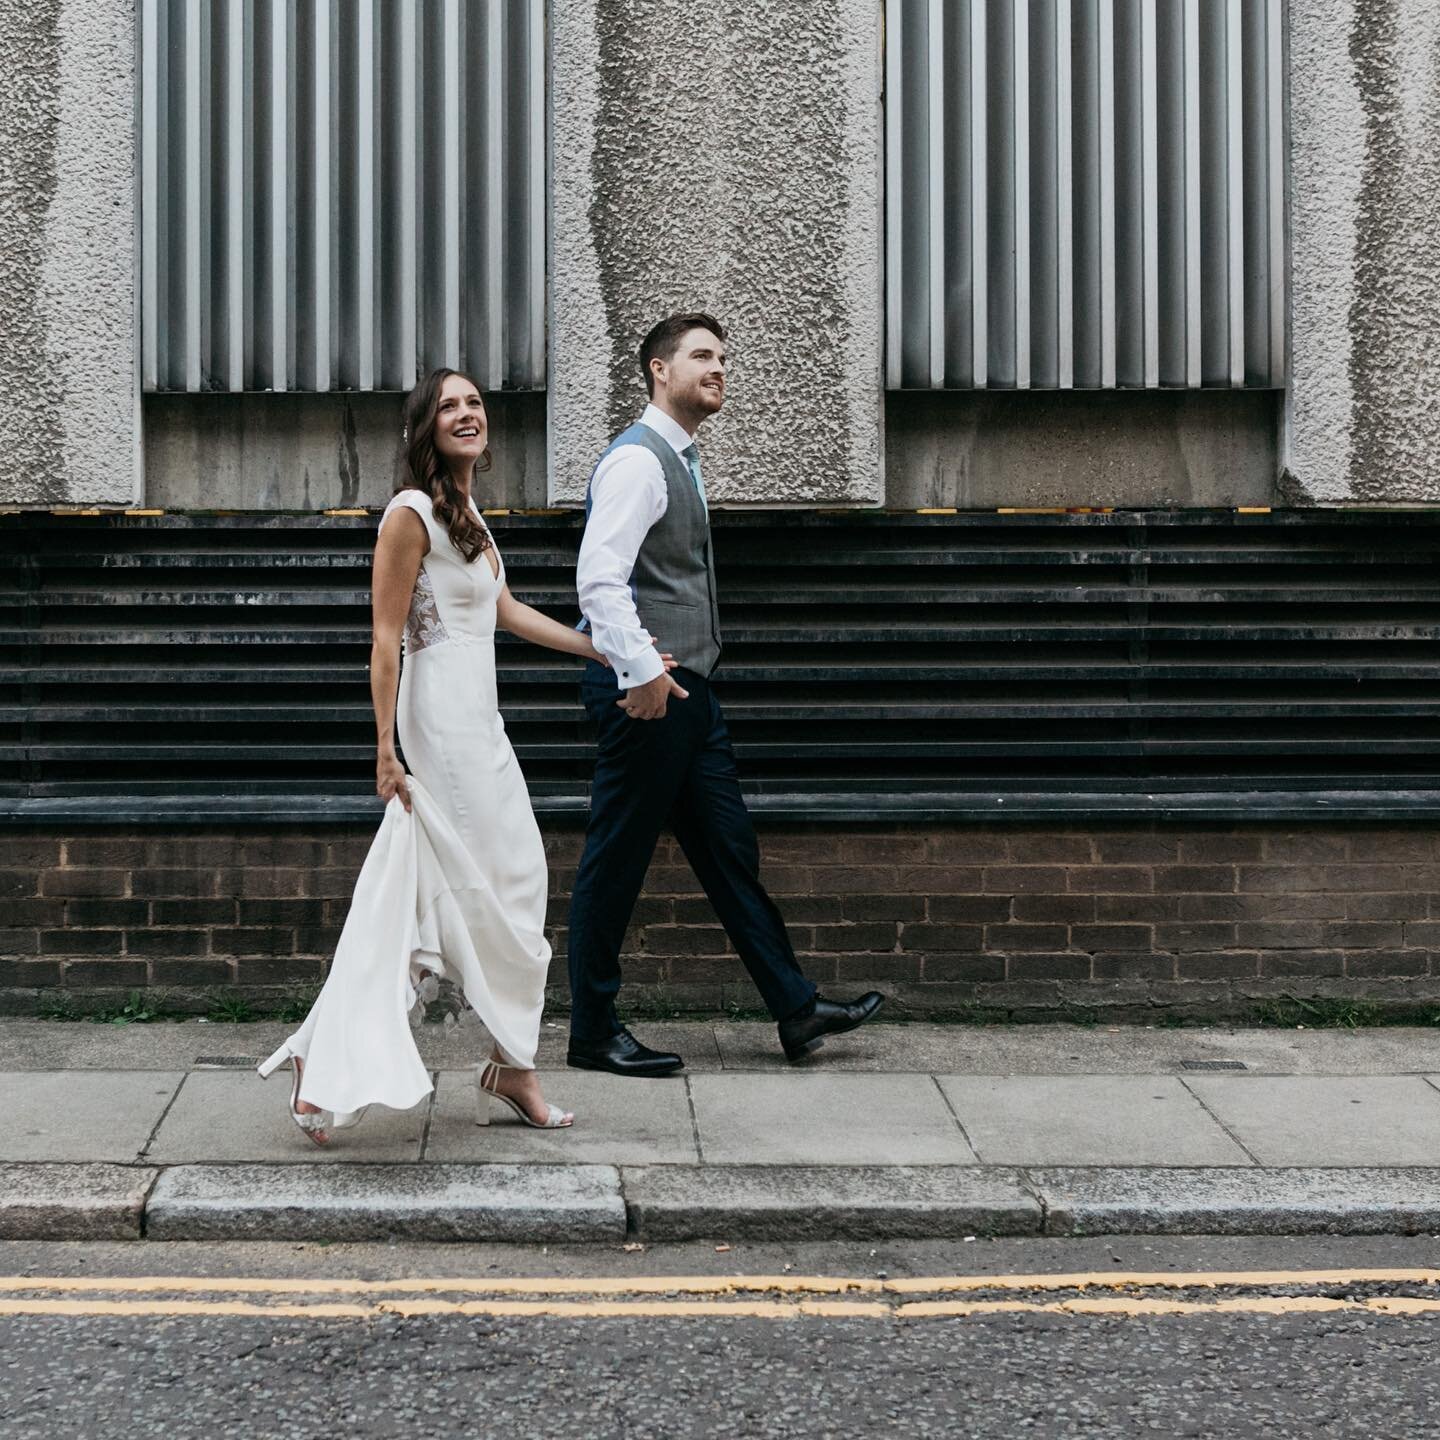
397, 368, 494, 564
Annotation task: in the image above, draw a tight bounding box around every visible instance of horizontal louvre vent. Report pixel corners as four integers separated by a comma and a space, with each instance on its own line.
885, 0, 1286, 389
139, 0, 546, 393
5, 512, 1440, 822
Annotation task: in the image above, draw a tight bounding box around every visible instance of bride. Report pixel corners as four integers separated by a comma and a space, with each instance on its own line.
259, 368, 657, 1143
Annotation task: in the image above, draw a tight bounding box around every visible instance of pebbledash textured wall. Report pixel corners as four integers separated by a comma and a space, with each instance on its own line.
0, 0, 136, 507
1287, 0, 1440, 504
548, 0, 883, 506
6, 823, 1440, 1022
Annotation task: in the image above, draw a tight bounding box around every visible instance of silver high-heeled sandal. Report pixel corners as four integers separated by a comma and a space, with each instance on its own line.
475, 1059, 573, 1129
258, 1044, 331, 1146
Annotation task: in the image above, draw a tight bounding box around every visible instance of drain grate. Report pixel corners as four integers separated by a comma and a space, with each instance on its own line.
193, 1055, 259, 1068
1180, 1059, 1247, 1071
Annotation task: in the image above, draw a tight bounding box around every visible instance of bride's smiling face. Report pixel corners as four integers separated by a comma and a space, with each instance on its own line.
432, 374, 488, 469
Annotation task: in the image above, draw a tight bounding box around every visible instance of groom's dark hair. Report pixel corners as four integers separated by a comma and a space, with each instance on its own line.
640, 312, 726, 397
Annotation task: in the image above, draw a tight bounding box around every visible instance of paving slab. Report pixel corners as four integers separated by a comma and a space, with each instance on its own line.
9, 1018, 1440, 1075
687, 1073, 976, 1166
144, 1162, 626, 1242
709, 1021, 968, 1072
622, 1164, 1040, 1240
144, 1072, 426, 1164
1184, 1075, 1440, 1167
0, 1163, 157, 1240
1032, 1167, 1440, 1236
0, 1072, 182, 1162
425, 1069, 698, 1165
938, 1075, 1252, 1167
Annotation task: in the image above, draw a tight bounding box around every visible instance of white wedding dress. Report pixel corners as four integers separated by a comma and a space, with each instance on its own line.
261, 490, 551, 1116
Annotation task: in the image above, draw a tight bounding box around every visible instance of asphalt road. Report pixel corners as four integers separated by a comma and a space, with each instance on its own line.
6, 1236, 1440, 1439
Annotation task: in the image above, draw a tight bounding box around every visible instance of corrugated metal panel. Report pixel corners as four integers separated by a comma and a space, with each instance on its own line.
7, 511, 1440, 822
885, 0, 1286, 390
139, 0, 546, 393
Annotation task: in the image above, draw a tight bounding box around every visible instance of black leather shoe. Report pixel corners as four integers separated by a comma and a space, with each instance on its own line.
778, 992, 885, 1062
567, 1027, 685, 1077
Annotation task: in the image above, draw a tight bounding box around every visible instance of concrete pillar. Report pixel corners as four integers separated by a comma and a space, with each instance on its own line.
1287, 0, 1440, 503
0, 0, 137, 507
549, 0, 883, 506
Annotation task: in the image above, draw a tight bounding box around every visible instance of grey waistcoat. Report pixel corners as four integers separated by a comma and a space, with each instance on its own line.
585, 421, 723, 679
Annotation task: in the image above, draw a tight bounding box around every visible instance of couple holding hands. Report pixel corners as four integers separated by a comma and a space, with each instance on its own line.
259, 313, 883, 1143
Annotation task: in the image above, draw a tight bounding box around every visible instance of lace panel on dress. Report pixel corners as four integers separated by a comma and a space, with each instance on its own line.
404, 568, 451, 653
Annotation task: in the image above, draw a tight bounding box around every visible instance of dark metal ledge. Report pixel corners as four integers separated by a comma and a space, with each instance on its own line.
3, 789, 1440, 829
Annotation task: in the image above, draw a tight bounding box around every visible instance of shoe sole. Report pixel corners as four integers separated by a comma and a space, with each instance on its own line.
566, 1053, 685, 1078
782, 996, 886, 1063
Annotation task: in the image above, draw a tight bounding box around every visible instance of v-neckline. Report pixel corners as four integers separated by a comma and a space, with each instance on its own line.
467, 498, 502, 583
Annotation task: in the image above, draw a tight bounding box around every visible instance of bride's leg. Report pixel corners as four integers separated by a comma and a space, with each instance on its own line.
482, 1048, 574, 1128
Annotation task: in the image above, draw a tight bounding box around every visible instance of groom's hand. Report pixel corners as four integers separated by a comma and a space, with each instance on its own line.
618, 671, 689, 720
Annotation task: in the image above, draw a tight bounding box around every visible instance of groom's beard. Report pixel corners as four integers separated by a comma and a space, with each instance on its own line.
671, 377, 725, 426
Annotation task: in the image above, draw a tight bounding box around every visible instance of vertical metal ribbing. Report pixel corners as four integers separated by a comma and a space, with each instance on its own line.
397, 1, 418, 389
970, 0, 988, 387
226, 0, 246, 390
1055, 0, 1074, 389
312, 0, 332, 391
881, 0, 1285, 391
1097, 0, 1116, 388
140, 0, 160, 390
1225, 0, 1245, 386
527, 0, 546, 388
269, 0, 289, 390
485, 0, 506, 387
1183, 0, 1201, 387
355, 0, 375, 390
1265, 0, 1285, 387
441, 0, 461, 369
1013, 0, 1031, 389
184, 6, 203, 391
884, 0, 904, 388
1139, 0, 1159, 388
926, 0, 946, 388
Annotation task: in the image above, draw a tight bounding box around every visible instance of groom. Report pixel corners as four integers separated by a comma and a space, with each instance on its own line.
566, 312, 884, 1077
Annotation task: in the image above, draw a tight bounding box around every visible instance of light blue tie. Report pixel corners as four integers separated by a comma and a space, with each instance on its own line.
681, 443, 707, 516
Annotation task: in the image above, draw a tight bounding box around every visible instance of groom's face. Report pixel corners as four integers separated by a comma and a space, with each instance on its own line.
659, 328, 727, 416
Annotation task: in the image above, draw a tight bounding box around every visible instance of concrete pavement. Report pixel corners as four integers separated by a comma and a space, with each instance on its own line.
6, 1019, 1440, 1241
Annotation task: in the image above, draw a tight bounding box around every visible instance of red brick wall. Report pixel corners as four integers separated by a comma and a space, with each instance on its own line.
3, 823, 1440, 1019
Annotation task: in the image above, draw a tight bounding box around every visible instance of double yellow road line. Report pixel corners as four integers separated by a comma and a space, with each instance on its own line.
4, 1269, 1440, 1322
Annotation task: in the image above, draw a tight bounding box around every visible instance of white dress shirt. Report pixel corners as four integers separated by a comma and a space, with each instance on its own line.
577, 404, 696, 690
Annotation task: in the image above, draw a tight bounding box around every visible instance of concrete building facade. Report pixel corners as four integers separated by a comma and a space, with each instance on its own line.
3, 1, 1436, 512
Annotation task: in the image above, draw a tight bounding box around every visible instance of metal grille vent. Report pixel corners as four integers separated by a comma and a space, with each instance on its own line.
885, 0, 1286, 390
6, 511, 1440, 824
139, 0, 546, 394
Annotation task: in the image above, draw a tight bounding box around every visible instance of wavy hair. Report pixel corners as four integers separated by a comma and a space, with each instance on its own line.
397, 368, 494, 564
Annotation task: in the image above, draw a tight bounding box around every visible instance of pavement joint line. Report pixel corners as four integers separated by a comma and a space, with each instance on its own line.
135, 1072, 189, 1166
1016, 1167, 1050, 1229
1177, 1074, 1263, 1166
418, 1069, 439, 1161
682, 1075, 705, 1167
1420, 1075, 1440, 1101
929, 1073, 979, 1159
